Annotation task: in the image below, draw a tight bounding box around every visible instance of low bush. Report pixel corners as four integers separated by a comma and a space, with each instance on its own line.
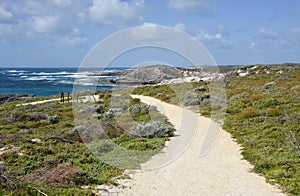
255, 98, 282, 109
130, 121, 175, 138
48, 115, 59, 124
183, 91, 200, 106
237, 108, 260, 119
28, 112, 48, 121
266, 108, 282, 117
6, 110, 28, 123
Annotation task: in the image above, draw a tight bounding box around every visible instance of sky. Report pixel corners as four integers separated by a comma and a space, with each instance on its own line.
0, 0, 300, 67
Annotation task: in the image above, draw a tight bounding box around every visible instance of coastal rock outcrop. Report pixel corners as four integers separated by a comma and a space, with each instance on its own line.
111, 65, 184, 85
0, 94, 36, 104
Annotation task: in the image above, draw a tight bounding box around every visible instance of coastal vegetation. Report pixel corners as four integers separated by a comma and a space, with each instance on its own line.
133, 64, 300, 195
0, 92, 174, 195
0, 63, 299, 195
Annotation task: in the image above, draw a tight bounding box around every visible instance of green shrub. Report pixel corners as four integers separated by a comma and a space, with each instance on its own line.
48, 115, 59, 124
266, 108, 282, 117
237, 108, 260, 119
255, 98, 282, 109
130, 121, 175, 138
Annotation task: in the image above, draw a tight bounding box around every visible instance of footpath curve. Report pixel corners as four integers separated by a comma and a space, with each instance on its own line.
101, 95, 284, 195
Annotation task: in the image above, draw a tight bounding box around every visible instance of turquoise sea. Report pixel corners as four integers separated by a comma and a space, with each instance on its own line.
0, 67, 126, 96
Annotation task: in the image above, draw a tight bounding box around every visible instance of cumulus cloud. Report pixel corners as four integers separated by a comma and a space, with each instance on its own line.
258, 27, 279, 39
29, 15, 62, 34
195, 30, 232, 48
89, 0, 144, 26
52, 0, 72, 8
168, 0, 211, 14
59, 28, 87, 46
0, 7, 12, 20
196, 31, 224, 41
174, 23, 186, 32
0, 0, 146, 40
0, 0, 90, 47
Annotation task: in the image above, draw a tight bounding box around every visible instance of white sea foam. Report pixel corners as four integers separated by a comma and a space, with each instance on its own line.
7, 70, 27, 73
25, 76, 57, 81
33, 71, 71, 76
57, 80, 96, 86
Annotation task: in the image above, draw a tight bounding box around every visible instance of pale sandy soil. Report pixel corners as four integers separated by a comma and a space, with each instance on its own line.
96, 95, 284, 196
16, 98, 61, 106
16, 95, 99, 106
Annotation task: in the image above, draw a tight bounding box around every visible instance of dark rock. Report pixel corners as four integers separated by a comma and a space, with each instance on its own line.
201, 93, 210, 101
194, 86, 206, 92
96, 105, 106, 114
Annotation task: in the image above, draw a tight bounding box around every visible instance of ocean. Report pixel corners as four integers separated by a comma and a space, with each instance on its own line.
0, 67, 127, 97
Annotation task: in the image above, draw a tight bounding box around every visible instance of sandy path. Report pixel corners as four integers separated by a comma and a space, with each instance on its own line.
16, 95, 99, 106
100, 95, 284, 195
16, 98, 61, 106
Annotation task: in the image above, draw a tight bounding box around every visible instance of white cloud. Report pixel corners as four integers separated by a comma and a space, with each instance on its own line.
195, 30, 232, 48
22, 0, 50, 15
174, 23, 186, 32
51, 0, 72, 8
89, 0, 144, 26
17, 0, 75, 15
29, 15, 61, 34
168, 0, 210, 14
60, 28, 87, 46
258, 27, 279, 39
143, 22, 158, 26
131, 22, 162, 40
59, 34, 87, 46
0, 7, 12, 20
197, 31, 223, 41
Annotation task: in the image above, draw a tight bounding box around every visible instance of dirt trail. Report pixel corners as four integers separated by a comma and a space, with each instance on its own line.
16, 95, 99, 106
99, 95, 284, 196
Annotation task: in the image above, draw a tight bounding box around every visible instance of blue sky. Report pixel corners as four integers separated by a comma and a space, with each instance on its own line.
0, 0, 299, 67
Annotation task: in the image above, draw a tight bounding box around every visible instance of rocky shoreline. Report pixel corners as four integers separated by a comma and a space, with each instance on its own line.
0, 94, 36, 104
109, 63, 299, 85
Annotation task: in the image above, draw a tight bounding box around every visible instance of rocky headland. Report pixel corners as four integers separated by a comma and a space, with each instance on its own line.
109, 63, 299, 86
